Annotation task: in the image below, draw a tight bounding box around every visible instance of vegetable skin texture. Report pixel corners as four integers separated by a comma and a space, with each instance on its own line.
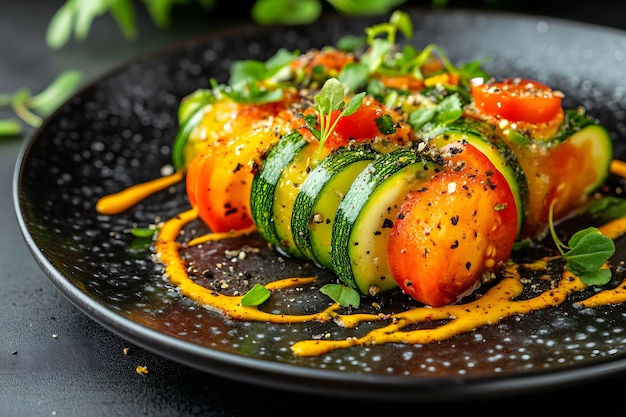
501, 111, 613, 237
387, 142, 518, 307
250, 131, 314, 257
470, 77, 563, 124
291, 144, 379, 270
332, 148, 441, 296
186, 119, 288, 233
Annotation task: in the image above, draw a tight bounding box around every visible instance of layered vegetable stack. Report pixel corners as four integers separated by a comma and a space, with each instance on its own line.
171, 12, 613, 307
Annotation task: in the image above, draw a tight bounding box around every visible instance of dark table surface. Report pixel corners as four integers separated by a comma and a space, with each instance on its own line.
3, 1, 626, 416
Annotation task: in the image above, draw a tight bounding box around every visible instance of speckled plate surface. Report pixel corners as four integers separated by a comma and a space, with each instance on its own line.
14, 9, 626, 401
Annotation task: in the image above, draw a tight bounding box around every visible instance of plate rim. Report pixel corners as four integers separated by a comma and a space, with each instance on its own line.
13, 8, 626, 402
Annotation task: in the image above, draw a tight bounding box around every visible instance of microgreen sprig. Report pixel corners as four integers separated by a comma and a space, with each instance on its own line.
307, 78, 365, 160
211, 48, 299, 105
548, 200, 615, 286
0, 70, 83, 138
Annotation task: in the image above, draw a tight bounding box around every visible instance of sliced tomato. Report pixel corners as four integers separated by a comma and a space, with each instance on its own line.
387, 142, 518, 307
470, 78, 563, 124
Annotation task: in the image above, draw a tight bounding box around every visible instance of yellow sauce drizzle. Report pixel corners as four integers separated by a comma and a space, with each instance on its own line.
150, 198, 626, 357
610, 159, 626, 178
155, 209, 339, 322
186, 225, 258, 247
99, 160, 626, 357
95, 171, 184, 215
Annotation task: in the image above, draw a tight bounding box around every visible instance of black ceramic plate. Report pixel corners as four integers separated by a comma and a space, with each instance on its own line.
14, 9, 626, 401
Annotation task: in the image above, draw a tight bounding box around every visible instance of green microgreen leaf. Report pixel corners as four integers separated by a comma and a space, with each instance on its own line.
109, 0, 137, 40
563, 228, 615, 276
337, 62, 370, 93
335, 35, 367, 52
408, 94, 462, 131
124, 227, 158, 239
433, 94, 462, 123
251, 0, 322, 25
327, 0, 407, 16
582, 196, 626, 222
27, 70, 83, 115
408, 107, 436, 130
0, 119, 22, 137
365, 10, 412, 46
548, 201, 615, 286
11, 89, 41, 127
320, 283, 361, 308
241, 283, 271, 306
0, 70, 83, 133
46, 0, 77, 49
74, 0, 111, 41
224, 48, 298, 104
310, 78, 364, 160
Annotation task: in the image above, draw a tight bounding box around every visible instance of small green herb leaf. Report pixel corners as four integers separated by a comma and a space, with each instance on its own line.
408, 94, 462, 131
582, 196, 626, 222
563, 227, 615, 277
0, 119, 22, 137
310, 78, 364, 160
320, 284, 360, 308
241, 283, 271, 306
251, 0, 323, 25
548, 201, 615, 286
315, 78, 345, 114
27, 70, 83, 115
124, 227, 158, 238
408, 107, 436, 130
578, 268, 613, 287
433, 94, 462, 123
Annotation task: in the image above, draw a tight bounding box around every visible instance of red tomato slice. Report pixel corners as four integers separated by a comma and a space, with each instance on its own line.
387, 142, 518, 307
470, 78, 563, 124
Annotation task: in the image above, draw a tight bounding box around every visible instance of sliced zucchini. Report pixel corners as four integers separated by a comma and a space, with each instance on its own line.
500, 110, 613, 236
567, 123, 613, 195
424, 118, 529, 238
172, 104, 211, 171
291, 144, 379, 271
249, 131, 319, 258
331, 148, 442, 296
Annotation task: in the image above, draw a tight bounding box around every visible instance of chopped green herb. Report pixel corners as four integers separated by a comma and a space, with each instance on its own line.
375, 114, 396, 134
241, 283, 271, 306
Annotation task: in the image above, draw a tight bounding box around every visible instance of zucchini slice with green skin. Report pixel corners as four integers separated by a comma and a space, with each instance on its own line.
500, 110, 613, 236
566, 123, 613, 195
331, 148, 442, 296
505, 109, 603, 147
424, 118, 529, 238
249, 131, 313, 258
171, 104, 212, 171
291, 144, 379, 271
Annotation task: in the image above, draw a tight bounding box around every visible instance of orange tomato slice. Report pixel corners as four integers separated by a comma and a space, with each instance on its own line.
470, 77, 563, 124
